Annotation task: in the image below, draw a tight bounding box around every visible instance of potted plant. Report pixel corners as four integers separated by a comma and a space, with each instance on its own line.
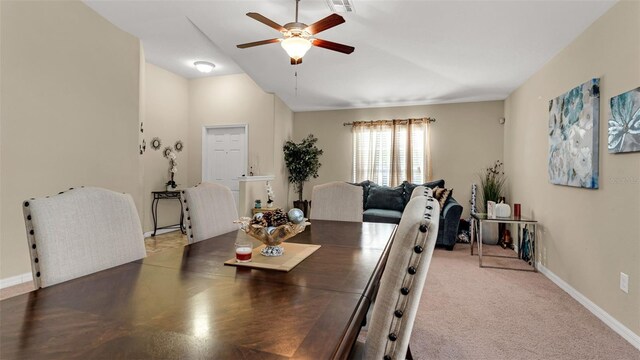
478, 160, 506, 244
479, 160, 506, 211
164, 147, 178, 191
283, 134, 323, 216
265, 181, 274, 208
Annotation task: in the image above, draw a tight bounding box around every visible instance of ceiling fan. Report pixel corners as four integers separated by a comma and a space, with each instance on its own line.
236, 0, 354, 65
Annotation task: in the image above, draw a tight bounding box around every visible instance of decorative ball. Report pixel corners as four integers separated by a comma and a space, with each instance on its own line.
253, 213, 263, 221
288, 208, 304, 224
267, 226, 277, 234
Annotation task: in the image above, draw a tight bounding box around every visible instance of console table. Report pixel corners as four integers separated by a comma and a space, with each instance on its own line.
151, 190, 185, 236
470, 213, 538, 272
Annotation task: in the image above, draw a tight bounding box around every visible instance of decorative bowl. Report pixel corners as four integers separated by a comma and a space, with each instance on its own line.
235, 212, 310, 256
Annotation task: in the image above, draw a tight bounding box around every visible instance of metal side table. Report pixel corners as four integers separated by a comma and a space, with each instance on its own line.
470, 213, 538, 272
151, 190, 185, 236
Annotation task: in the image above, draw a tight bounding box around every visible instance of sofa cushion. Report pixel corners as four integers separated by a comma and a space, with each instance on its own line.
402, 179, 445, 205
432, 186, 453, 209
365, 185, 405, 211
363, 209, 403, 224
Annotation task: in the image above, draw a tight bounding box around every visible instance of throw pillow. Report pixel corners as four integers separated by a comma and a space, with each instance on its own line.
402, 179, 445, 205
432, 186, 452, 209
365, 185, 405, 211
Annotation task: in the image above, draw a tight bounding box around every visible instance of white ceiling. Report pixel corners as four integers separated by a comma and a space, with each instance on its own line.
84, 0, 616, 112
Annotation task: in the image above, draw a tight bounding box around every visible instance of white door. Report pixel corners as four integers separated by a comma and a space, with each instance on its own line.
202, 125, 248, 205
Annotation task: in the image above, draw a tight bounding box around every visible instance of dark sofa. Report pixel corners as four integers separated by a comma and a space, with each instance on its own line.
352, 180, 463, 250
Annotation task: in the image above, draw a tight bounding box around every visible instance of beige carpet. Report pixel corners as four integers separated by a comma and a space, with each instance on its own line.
411, 243, 639, 360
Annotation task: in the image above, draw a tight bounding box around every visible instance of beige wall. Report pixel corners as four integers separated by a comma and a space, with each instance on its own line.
274, 96, 294, 209
293, 101, 505, 218
504, 1, 639, 336
143, 63, 189, 232
187, 74, 292, 214
0, 0, 142, 279
188, 74, 273, 186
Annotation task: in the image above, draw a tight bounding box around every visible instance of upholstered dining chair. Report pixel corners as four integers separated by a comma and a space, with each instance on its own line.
22, 187, 146, 289
350, 187, 440, 360
410, 185, 427, 200
310, 181, 363, 222
181, 182, 240, 244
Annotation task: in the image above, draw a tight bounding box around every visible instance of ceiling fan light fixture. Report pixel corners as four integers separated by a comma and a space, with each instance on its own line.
194, 61, 215, 73
281, 37, 312, 60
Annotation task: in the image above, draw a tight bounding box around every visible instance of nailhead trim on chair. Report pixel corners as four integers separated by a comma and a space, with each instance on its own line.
23, 186, 83, 289
181, 185, 198, 244
23, 199, 41, 288
383, 187, 435, 360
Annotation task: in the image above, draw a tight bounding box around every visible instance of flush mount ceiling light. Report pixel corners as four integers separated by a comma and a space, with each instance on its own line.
237, 0, 354, 65
194, 61, 215, 73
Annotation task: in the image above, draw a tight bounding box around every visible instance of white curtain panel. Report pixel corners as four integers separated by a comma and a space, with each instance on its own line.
352, 119, 431, 186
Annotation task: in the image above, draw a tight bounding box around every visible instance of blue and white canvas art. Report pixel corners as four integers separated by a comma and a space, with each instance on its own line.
548, 78, 600, 189
608, 87, 640, 153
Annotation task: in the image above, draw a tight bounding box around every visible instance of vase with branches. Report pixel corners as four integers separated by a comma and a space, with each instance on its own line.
478, 160, 506, 245
283, 134, 323, 215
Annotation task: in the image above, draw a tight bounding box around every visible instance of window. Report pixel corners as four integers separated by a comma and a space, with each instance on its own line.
352, 118, 432, 186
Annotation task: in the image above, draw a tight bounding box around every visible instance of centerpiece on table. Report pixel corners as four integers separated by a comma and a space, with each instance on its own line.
235, 208, 309, 257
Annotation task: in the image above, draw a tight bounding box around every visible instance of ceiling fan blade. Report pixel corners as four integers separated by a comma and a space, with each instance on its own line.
312, 38, 354, 54
236, 38, 281, 49
290, 58, 302, 65
246, 12, 286, 32
305, 14, 345, 35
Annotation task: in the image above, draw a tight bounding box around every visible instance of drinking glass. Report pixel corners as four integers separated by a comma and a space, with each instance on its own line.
235, 239, 253, 263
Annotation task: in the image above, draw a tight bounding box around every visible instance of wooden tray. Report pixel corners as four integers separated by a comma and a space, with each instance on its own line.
224, 242, 321, 272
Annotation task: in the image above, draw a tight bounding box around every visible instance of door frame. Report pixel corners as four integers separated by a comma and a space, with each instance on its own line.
201, 124, 249, 183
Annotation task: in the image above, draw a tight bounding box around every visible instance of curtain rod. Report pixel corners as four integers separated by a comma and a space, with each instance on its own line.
343, 117, 436, 126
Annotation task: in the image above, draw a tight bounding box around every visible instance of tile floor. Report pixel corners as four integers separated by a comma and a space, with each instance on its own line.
0, 231, 187, 301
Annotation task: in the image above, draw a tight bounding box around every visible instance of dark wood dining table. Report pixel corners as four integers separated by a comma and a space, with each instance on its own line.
1, 220, 397, 359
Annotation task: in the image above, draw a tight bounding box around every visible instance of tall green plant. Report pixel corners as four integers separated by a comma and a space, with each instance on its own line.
283, 134, 324, 202
479, 160, 506, 212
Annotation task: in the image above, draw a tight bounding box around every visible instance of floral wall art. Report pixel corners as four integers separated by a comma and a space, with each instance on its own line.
548, 78, 600, 189
608, 87, 640, 153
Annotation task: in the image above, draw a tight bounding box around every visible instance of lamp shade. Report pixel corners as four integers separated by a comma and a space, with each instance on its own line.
280, 37, 311, 60
194, 61, 215, 73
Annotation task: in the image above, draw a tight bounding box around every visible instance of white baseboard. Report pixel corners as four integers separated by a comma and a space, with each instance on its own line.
143, 227, 182, 238
537, 262, 640, 350
0, 272, 33, 289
